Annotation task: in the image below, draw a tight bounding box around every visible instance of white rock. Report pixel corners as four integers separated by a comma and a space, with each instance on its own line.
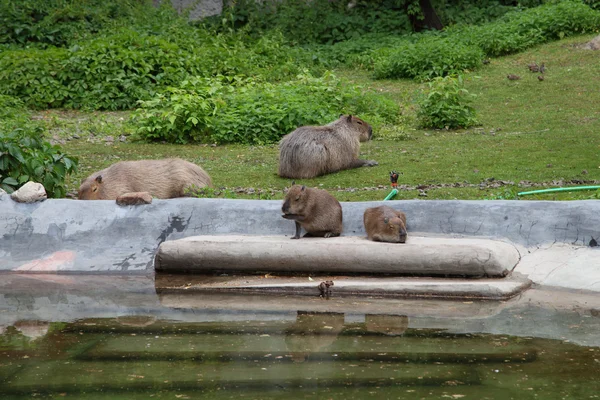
10, 182, 48, 203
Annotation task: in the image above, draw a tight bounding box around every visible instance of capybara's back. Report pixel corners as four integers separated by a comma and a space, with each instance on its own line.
364, 205, 407, 243
278, 115, 377, 179
78, 158, 212, 200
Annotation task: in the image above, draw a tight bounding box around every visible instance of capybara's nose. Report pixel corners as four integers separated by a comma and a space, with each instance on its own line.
368, 127, 373, 139
282, 201, 289, 213
399, 230, 407, 243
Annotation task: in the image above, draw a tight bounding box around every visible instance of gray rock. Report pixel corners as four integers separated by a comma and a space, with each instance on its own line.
583, 34, 600, 50
10, 182, 47, 203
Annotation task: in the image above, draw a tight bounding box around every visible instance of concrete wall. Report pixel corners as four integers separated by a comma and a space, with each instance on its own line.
1, 195, 599, 273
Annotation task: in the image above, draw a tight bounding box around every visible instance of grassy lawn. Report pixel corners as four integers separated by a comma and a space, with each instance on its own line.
36, 34, 600, 202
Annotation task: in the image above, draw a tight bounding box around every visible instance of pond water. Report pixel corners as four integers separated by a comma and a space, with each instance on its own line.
1, 312, 599, 399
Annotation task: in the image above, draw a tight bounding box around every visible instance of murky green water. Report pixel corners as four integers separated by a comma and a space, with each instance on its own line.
1, 313, 599, 399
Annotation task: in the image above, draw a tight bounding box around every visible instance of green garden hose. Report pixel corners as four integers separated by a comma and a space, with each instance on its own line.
517, 185, 600, 196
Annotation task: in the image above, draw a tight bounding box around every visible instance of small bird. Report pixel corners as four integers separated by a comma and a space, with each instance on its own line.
539, 63, 546, 74
507, 74, 521, 80
538, 75, 544, 81
528, 62, 540, 72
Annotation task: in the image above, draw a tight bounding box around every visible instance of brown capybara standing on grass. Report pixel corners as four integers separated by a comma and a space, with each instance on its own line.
364, 205, 407, 243
278, 115, 378, 179
78, 158, 212, 200
281, 185, 343, 239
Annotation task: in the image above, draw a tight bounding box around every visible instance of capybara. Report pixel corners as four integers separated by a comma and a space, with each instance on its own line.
281, 184, 342, 239
278, 115, 378, 179
364, 205, 407, 243
78, 158, 212, 200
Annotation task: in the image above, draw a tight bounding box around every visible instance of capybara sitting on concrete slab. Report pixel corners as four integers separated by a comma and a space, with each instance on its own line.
364, 205, 407, 243
78, 158, 212, 200
278, 115, 378, 179
281, 185, 343, 239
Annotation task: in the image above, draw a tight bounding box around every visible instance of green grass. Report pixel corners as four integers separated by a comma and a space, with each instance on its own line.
35, 34, 600, 202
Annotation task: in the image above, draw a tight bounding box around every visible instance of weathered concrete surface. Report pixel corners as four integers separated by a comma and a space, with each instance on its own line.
155, 235, 521, 277
516, 244, 600, 292
1, 275, 599, 346
154, 272, 532, 300
0, 196, 599, 292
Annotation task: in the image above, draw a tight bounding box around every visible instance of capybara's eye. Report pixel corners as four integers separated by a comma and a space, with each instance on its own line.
92, 187, 97, 192
357, 121, 363, 125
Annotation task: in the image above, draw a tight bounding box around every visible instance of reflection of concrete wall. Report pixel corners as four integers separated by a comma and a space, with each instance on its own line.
153, 0, 223, 19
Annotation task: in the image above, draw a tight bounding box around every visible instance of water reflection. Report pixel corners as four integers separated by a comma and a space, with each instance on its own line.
0, 313, 598, 399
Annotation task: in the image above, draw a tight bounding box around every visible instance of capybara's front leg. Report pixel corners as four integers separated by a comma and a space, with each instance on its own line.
292, 221, 302, 239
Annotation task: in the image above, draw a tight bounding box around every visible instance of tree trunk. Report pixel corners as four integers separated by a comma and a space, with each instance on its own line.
409, 0, 444, 32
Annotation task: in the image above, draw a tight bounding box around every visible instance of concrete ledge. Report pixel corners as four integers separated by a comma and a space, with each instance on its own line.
154, 235, 520, 277
155, 273, 532, 300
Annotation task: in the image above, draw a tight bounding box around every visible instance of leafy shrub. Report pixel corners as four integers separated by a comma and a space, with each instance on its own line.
448, 0, 600, 56
0, 28, 318, 110
133, 72, 401, 145
0, 0, 158, 47
205, 0, 412, 45
416, 75, 478, 129
431, 0, 527, 26
0, 127, 78, 197
373, 38, 484, 80
0, 96, 78, 197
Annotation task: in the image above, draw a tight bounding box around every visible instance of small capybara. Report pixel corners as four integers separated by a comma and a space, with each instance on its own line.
364, 205, 407, 243
78, 158, 212, 200
281, 184, 343, 239
278, 115, 378, 179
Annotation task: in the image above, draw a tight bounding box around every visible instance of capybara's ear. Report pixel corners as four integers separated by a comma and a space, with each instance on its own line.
384, 217, 389, 224
346, 114, 353, 122
301, 185, 306, 191
291, 180, 296, 186
95, 175, 103, 183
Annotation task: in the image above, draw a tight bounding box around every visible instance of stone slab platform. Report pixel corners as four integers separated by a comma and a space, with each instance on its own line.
155, 273, 532, 300
155, 235, 521, 278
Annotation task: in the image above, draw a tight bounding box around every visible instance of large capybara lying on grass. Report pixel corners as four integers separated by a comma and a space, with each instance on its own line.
78, 158, 212, 200
278, 115, 378, 179
364, 205, 407, 243
281, 184, 343, 239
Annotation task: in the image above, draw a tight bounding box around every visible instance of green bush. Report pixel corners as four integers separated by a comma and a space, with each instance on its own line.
0, 28, 318, 110
373, 38, 484, 80
416, 75, 478, 130
0, 96, 78, 197
0, 0, 158, 47
133, 72, 401, 145
204, 0, 412, 45
448, 0, 600, 56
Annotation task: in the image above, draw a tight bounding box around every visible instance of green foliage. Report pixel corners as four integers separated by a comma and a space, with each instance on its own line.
0, 95, 78, 197
448, 0, 600, 57
431, 0, 529, 26
416, 75, 478, 129
585, 0, 600, 10
0, 28, 317, 110
133, 72, 401, 145
373, 38, 484, 80
204, 0, 412, 45
355, 0, 600, 80
0, 0, 158, 47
